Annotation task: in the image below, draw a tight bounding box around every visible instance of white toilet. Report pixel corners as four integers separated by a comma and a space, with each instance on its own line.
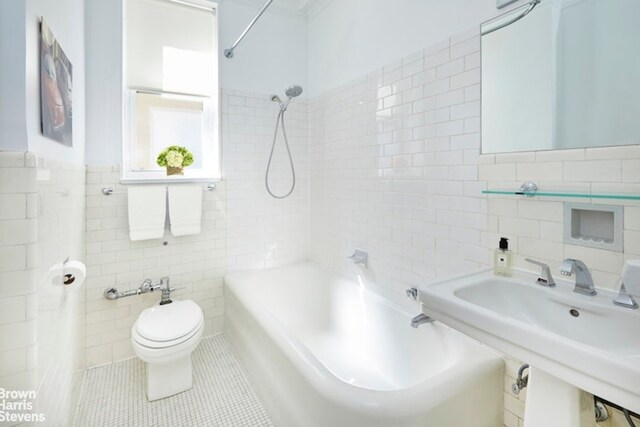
131, 299, 204, 401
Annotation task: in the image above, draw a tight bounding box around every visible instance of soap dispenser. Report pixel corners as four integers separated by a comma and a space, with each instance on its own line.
494, 237, 512, 276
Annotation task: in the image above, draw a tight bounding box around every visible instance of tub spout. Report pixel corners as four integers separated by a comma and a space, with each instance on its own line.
411, 313, 434, 328
347, 249, 368, 267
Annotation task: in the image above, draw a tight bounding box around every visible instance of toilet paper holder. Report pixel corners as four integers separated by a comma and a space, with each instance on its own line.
61, 258, 87, 287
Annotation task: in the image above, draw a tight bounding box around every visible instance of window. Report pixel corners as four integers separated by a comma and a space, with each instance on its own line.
123, 0, 219, 181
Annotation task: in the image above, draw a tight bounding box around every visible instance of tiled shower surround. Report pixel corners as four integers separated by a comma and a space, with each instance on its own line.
309, 29, 485, 295
222, 90, 309, 274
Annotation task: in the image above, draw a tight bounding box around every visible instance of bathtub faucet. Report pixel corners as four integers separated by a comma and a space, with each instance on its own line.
411, 313, 434, 328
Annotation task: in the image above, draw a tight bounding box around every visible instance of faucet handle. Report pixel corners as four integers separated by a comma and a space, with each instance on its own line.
140, 278, 154, 292
525, 258, 556, 287
613, 283, 638, 309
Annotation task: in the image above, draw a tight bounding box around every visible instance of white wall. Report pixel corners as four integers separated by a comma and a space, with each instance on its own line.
84, 0, 123, 167
24, 0, 86, 165
0, 0, 85, 164
0, 2, 28, 151
307, 0, 512, 98
219, 1, 308, 97
84, 0, 308, 165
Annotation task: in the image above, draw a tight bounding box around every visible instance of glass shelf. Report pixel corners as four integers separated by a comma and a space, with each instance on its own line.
482, 189, 640, 201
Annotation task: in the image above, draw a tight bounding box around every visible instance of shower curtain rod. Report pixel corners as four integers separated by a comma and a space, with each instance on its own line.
481, 0, 540, 36
224, 0, 274, 58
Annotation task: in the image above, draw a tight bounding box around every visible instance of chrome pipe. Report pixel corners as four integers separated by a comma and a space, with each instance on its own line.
224, 0, 274, 58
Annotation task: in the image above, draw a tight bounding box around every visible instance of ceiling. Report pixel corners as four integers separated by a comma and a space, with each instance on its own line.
221, 0, 330, 18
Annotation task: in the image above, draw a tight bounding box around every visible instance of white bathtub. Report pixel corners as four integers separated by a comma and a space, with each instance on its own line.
224, 263, 504, 427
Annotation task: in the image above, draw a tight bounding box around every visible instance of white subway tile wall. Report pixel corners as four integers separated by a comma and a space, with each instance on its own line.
0, 152, 38, 395
0, 152, 86, 426
83, 89, 309, 367
309, 30, 485, 297
84, 166, 227, 366
35, 157, 86, 425
480, 146, 640, 291
222, 90, 309, 273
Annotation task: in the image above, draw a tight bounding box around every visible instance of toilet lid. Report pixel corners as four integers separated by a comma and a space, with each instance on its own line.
135, 300, 203, 342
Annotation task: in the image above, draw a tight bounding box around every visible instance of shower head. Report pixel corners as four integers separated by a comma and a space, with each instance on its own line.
285, 85, 303, 98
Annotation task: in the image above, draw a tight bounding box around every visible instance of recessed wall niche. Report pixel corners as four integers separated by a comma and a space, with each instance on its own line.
563, 203, 623, 252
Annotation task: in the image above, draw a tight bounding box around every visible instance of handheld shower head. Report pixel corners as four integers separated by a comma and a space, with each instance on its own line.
285, 85, 303, 98
272, 85, 304, 111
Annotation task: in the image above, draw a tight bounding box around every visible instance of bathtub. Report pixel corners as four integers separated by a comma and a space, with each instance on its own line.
224, 263, 504, 427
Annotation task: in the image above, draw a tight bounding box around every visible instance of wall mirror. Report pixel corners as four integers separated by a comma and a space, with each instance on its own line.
481, 0, 640, 154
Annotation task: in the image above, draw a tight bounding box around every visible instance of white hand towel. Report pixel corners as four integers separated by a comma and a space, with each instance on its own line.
127, 186, 166, 241
168, 185, 202, 236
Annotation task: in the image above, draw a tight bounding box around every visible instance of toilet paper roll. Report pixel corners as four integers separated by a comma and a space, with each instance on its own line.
621, 260, 640, 297
62, 260, 87, 291
39, 263, 65, 310
43, 262, 65, 287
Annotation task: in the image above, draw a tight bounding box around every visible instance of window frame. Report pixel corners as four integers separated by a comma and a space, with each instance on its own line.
121, 0, 220, 183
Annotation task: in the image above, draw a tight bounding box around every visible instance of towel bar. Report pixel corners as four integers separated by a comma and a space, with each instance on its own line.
101, 183, 216, 196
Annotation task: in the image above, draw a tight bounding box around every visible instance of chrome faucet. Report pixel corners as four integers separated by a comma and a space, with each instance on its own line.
525, 258, 556, 287
613, 283, 638, 309
559, 259, 597, 296
405, 287, 435, 327
411, 313, 434, 328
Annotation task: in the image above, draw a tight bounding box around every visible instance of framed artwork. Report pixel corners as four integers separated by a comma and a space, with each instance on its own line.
40, 19, 73, 146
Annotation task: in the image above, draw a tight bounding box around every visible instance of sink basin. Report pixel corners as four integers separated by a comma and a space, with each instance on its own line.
418, 268, 640, 413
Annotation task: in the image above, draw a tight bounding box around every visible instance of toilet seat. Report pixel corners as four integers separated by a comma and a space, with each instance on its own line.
133, 299, 203, 347
132, 317, 204, 349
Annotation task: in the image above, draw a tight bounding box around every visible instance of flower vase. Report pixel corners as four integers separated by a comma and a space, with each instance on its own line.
167, 166, 184, 176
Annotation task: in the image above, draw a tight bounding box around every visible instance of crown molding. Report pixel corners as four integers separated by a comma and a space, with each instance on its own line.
302, 0, 334, 19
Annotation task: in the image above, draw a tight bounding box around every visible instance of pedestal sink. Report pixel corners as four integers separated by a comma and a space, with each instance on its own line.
417, 268, 640, 424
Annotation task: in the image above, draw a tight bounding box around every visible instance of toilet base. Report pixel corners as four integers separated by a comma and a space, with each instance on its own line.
145, 355, 193, 401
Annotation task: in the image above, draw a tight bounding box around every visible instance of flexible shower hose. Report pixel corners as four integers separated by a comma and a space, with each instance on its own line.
265, 108, 296, 199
